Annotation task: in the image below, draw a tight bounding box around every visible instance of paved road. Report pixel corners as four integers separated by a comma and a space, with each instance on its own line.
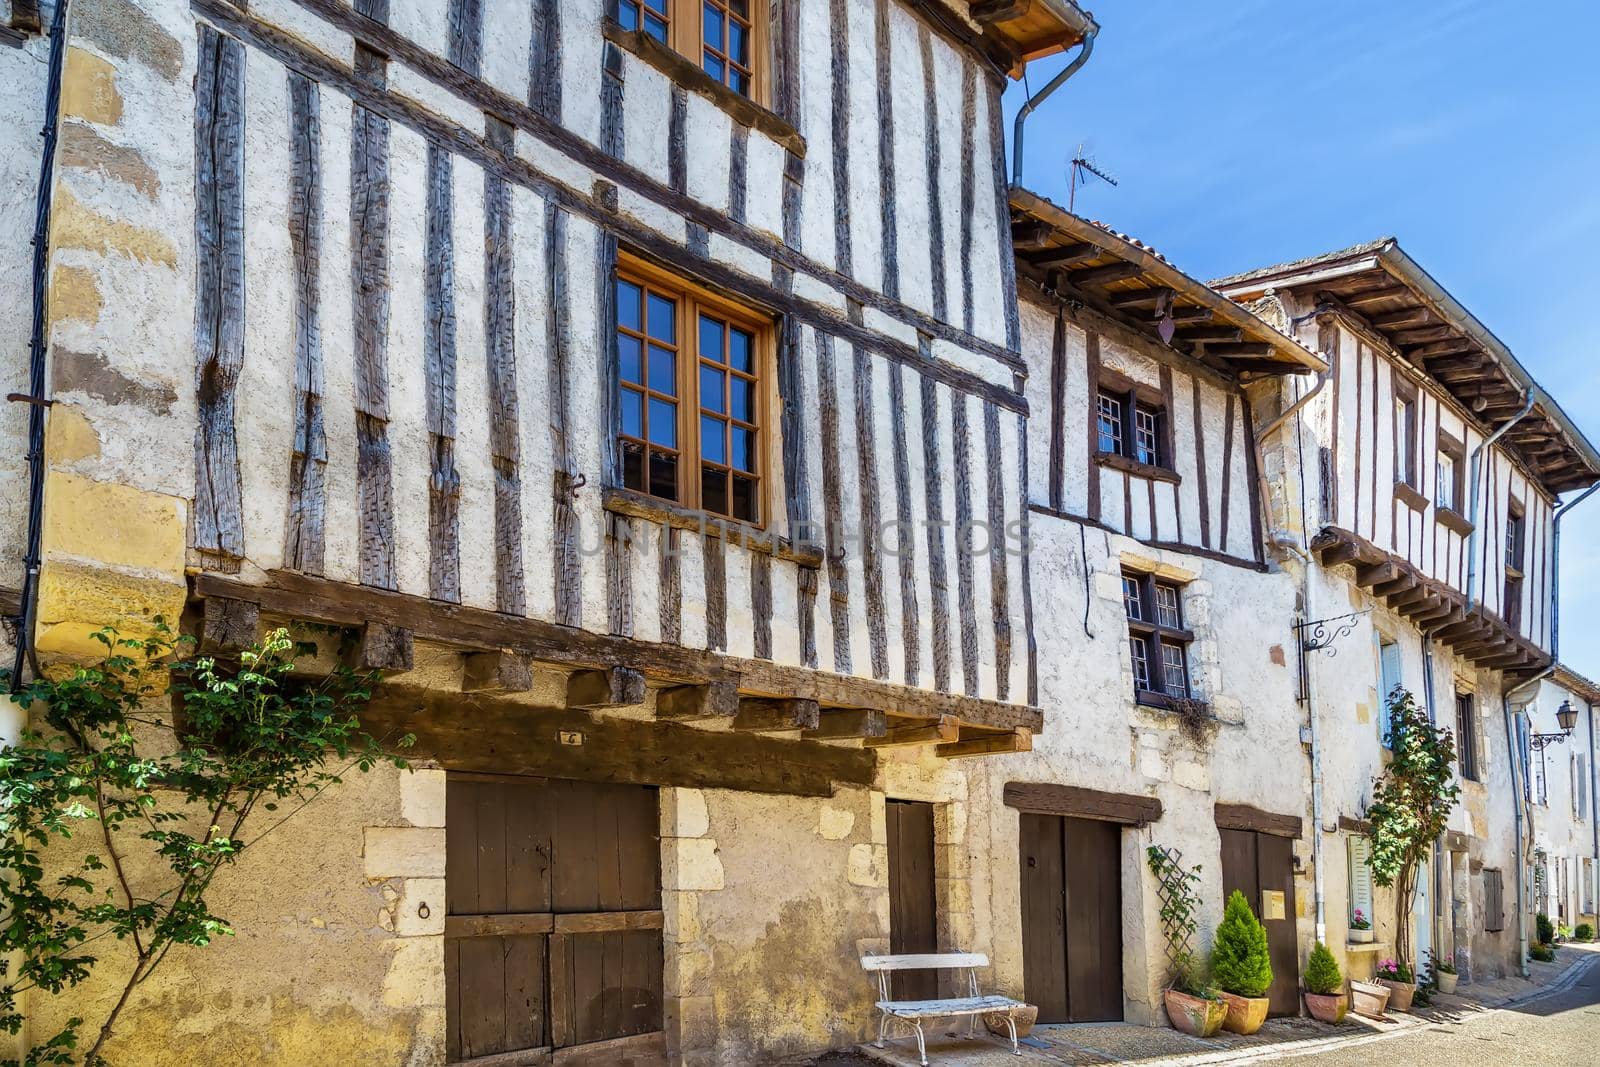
1271, 961, 1600, 1065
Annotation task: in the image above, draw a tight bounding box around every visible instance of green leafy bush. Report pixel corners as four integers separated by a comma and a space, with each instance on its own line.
1530, 942, 1556, 963
1211, 890, 1273, 998
1304, 941, 1342, 996
1536, 912, 1555, 945
1575, 923, 1595, 942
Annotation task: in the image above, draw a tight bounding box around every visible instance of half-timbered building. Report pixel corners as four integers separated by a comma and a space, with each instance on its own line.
1216, 241, 1600, 983
4, 0, 1097, 1063
953, 190, 1327, 1025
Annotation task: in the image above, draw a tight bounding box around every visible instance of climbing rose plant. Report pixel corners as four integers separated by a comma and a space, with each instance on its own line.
0, 624, 409, 1066
1365, 687, 1459, 973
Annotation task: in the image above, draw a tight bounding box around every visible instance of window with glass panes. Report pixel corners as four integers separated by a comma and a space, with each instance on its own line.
1094, 371, 1169, 471
615, 259, 768, 525
1504, 502, 1525, 628
613, 1, 763, 101
1122, 570, 1193, 702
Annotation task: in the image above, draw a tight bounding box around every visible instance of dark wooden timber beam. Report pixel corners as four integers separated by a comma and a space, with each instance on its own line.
1108, 286, 1174, 309
732, 697, 821, 732
463, 650, 534, 693
802, 708, 888, 740
1024, 242, 1099, 270
191, 570, 1044, 731
863, 717, 960, 748
655, 679, 741, 721
1176, 325, 1244, 344
1370, 307, 1431, 329
1003, 781, 1162, 826
201, 595, 259, 653
1171, 306, 1213, 324
1342, 283, 1410, 307
1391, 325, 1457, 346
1203, 342, 1274, 357
1355, 560, 1403, 588
1066, 262, 1144, 288
1408, 339, 1477, 360
357, 623, 414, 673
1011, 220, 1054, 251
568, 667, 647, 709
937, 728, 1031, 759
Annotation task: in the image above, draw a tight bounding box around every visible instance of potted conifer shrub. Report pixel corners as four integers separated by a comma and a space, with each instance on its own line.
1212, 890, 1273, 1034
1302, 942, 1347, 1023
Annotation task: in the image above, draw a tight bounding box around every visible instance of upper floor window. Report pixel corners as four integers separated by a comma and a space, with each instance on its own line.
615, 0, 763, 100
1395, 390, 1418, 488
1455, 692, 1478, 781
1123, 570, 1192, 703
1436, 431, 1466, 514
615, 256, 770, 525
1095, 369, 1169, 471
1505, 503, 1525, 628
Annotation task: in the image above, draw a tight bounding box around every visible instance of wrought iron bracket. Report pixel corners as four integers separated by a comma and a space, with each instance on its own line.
1294, 609, 1371, 702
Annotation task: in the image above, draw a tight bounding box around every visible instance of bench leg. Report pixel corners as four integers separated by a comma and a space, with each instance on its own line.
913, 1020, 928, 1067
876, 1011, 888, 1049
1006, 1014, 1019, 1056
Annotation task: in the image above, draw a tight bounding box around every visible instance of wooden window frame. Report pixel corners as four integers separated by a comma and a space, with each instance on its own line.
1435, 429, 1469, 528
1393, 379, 1419, 491
1455, 691, 1478, 782
614, 0, 770, 106
1122, 569, 1194, 707
615, 253, 775, 529
1094, 366, 1178, 483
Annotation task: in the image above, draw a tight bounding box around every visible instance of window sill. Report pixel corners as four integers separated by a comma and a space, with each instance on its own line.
602, 486, 823, 567
1394, 482, 1428, 513
1436, 507, 1474, 536
1097, 452, 1181, 485
1345, 941, 1389, 954
1134, 691, 1208, 714
601, 19, 806, 158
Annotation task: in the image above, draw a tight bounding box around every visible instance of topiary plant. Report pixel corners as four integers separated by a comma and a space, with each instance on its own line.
1211, 889, 1273, 998
1304, 941, 1342, 995
1576, 923, 1595, 942
1537, 912, 1555, 945
1530, 942, 1556, 963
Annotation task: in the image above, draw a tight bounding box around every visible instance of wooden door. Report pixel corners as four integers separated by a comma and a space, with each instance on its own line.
1020, 813, 1123, 1023
445, 775, 664, 1064
886, 800, 939, 1001
1219, 829, 1299, 1016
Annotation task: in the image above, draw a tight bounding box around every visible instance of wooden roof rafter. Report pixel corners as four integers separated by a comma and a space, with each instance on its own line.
1008, 187, 1325, 379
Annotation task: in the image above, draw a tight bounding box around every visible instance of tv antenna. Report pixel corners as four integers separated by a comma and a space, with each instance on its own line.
1068, 144, 1118, 213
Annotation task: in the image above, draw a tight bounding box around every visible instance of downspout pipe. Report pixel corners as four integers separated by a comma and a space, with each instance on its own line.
8, 0, 68, 691
1465, 395, 1535, 612
1010, 27, 1097, 187
1503, 692, 1531, 976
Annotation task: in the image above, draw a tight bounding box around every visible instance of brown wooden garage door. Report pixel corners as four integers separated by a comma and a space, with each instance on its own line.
1219, 828, 1299, 1017
445, 775, 664, 1065
1019, 813, 1123, 1022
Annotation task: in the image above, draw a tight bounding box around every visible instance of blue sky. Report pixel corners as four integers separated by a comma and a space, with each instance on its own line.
1002, 0, 1600, 676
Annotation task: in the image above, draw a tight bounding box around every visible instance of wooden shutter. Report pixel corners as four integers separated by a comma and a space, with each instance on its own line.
1377, 639, 1402, 741
1346, 836, 1374, 927
1484, 868, 1504, 932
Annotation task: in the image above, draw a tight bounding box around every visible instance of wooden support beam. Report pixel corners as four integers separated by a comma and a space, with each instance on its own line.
1024, 241, 1099, 270
1320, 540, 1362, 568
1171, 306, 1213, 324
936, 728, 1031, 759
1010, 220, 1054, 250
201, 595, 259, 653
1369, 307, 1431, 329
1203, 342, 1274, 357
1065, 261, 1143, 288
802, 708, 888, 740
1355, 560, 1403, 588
463, 650, 534, 693
1391, 325, 1456, 346
1175, 325, 1244, 344
863, 716, 960, 748
567, 667, 646, 709
654, 678, 741, 720
1108, 286, 1173, 309
1384, 580, 1431, 607
1342, 283, 1409, 307
1408, 339, 1477, 360
732, 697, 821, 732
358, 622, 414, 673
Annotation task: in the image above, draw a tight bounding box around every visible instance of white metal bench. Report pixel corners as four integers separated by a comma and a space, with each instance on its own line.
861, 952, 1025, 1065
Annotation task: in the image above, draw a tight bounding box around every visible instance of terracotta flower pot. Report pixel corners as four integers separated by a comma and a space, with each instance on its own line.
1303, 991, 1348, 1024
1435, 971, 1458, 994
1164, 989, 1228, 1038
1350, 980, 1391, 1018
1218, 991, 1270, 1035
984, 1004, 1038, 1039
1379, 979, 1416, 1013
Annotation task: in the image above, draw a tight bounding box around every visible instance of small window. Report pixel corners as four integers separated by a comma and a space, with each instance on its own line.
1436, 453, 1456, 510
1436, 431, 1466, 514
1395, 394, 1418, 488
1506, 507, 1526, 572
615, 257, 770, 525
1455, 692, 1478, 782
614, 0, 765, 102
1122, 570, 1192, 702
1094, 371, 1169, 471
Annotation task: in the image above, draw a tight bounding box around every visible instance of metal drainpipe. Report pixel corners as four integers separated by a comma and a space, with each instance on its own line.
1465, 396, 1535, 611
8, 0, 70, 691
1503, 692, 1531, 975
1010, 27, 1097, 187
1587, 699, 1598, 924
